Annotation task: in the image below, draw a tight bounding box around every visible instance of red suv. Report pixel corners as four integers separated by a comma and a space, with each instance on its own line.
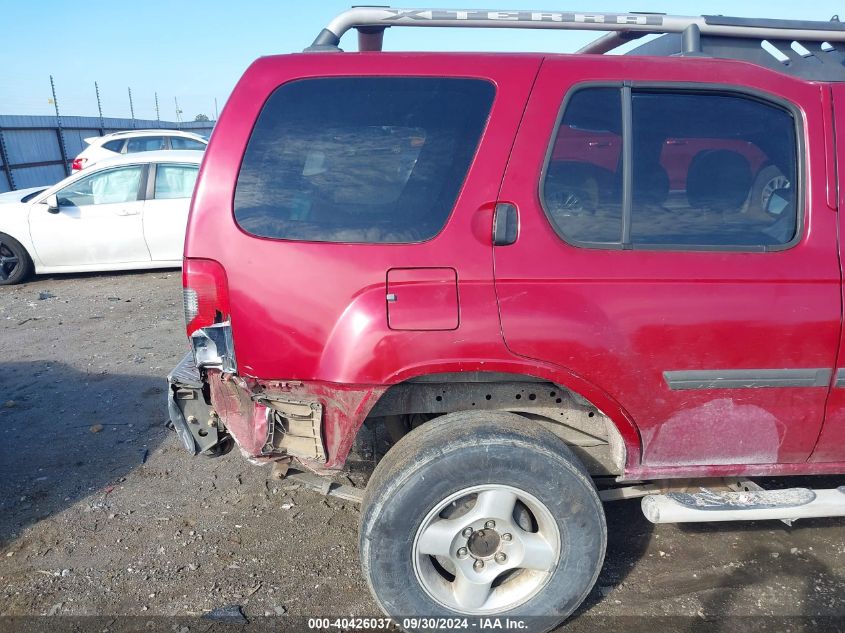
168, 8, 845, 629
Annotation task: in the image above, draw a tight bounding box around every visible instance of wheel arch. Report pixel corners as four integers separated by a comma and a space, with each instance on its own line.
354, 362, 642, 476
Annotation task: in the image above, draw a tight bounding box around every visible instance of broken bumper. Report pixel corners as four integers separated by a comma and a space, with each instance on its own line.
167, 352, 221, 454
167, 350, 385, 470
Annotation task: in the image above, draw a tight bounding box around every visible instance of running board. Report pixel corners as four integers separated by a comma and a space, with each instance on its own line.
641, 486, 845, 524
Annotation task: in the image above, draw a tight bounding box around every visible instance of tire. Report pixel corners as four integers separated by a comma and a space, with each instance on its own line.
0, 233, 33, 286
359, 411, 606, 633
750, 164, 790, 213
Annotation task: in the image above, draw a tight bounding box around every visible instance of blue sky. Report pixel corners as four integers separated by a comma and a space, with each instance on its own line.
2, 1, 843, 121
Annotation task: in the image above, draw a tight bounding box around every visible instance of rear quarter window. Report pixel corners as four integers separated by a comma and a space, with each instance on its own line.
170, 137, 206, 150
234, 77, 495, 243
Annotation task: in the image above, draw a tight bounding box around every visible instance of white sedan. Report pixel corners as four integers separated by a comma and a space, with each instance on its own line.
0, 150, 202, 285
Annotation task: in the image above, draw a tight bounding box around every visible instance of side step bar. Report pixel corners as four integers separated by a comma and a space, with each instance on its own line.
642, 486, 845, 524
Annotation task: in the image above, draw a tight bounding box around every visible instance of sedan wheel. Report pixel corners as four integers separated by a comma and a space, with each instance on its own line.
0, 233, 33, 285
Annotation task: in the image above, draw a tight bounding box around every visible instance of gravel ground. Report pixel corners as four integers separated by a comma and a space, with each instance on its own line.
1, 271, 843, 632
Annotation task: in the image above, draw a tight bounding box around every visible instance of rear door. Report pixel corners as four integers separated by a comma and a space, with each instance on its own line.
29, 164, 150, 267
142, 162, 198, 261
494, 57, 840, 469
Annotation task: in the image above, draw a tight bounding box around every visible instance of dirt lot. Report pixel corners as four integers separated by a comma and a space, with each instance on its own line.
1, 270, 844, 632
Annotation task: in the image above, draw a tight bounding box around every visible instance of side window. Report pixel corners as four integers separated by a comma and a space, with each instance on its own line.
56, 166, 143, 207
234, 77, 495, 243
542, 87, 799, 250
125, 136, 166, 153
154, 164, 199, 199
543, 88, 623, 244
170, 137, 206, 151
102, 139, 125, 152
632, 92, 797, 247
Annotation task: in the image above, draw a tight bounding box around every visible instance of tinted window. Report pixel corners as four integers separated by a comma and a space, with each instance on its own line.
126, 136, 165, 153
103, 139, 125, 152
234, 77, 495, 243
543, 88, 798, 249
632, 92, 797, 246
57, 166, 143, 207
170, 137, 206, 150
155, 164, 198, 199
543, 88, 622, 244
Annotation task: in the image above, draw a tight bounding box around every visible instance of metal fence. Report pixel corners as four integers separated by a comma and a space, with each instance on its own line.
0, 115, 214, 193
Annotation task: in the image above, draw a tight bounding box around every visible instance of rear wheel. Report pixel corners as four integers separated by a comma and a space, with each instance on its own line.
0, 233, 33, 285
359, 411, 606, 632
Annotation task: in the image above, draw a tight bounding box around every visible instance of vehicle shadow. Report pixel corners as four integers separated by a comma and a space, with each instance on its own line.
25, 267, 180, 285
0, 361, 170, 549
565, 476, 845, 632
576, 497, 656, 612
678, 512, 845, 630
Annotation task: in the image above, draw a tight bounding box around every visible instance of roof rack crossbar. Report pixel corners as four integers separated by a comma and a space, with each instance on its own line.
305, 7, 845, 53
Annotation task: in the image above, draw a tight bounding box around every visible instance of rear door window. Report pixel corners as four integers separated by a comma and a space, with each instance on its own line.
234, 77, 495, 243
154, 164, 199, 199
631, 91, 797, 247
542, 87, 799, 250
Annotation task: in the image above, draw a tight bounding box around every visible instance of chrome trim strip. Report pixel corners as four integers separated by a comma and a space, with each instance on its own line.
835, 368, 845, 389
664, 368, 832, 390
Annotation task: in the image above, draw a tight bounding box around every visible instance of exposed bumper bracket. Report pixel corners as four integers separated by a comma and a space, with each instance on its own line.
167, 352, 222, 454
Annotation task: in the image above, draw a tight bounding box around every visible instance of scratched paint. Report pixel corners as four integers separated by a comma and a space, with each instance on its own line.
644, 398, 784, 466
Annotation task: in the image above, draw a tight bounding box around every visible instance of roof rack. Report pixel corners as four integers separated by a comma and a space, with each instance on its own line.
307, 7, 845, 51
305, 8, 845, 80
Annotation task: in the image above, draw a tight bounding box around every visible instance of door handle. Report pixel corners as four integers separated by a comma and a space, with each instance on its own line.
492, 203, 518, 246
117, 209, 140, 216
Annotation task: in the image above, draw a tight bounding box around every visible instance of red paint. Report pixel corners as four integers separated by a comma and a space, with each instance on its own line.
187, 51, 845, 478
207, 373, 269, 455
387, 268, 459, 330
811, 83, 845, 463
496, 57, 839, 468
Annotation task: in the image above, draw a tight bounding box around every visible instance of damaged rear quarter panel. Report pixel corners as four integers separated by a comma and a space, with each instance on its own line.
208, 370, 385, 468
207, 372, 270, 456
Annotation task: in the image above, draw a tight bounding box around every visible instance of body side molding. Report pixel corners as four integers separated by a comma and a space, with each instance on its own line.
664, 368, 832, 390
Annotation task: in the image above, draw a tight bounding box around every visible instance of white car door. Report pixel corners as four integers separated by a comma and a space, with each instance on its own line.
142, 163, 198, 261
29, 165, 151, 267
